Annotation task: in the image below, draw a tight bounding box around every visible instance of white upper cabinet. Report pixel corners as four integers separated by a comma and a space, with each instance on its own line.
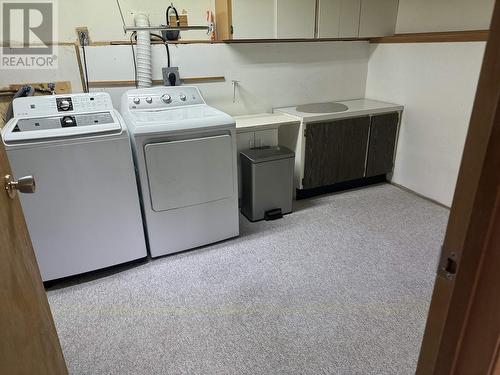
318, 0, 361, 38
232, 0, 276, 39
358, 0, 399, 37
229, 0, 398, 39
276, 0, 317, 39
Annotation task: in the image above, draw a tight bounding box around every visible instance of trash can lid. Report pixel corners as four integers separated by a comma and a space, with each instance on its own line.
241, 146, 295, 163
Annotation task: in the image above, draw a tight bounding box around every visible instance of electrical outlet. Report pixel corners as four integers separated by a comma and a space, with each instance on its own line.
162, 67, 181, 86
76, 27, 90, 46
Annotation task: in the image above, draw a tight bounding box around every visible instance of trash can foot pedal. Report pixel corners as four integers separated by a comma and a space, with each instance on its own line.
265, 208, 283, 221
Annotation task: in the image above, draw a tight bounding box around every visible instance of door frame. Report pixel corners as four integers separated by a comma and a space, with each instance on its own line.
417, 0, 500, 373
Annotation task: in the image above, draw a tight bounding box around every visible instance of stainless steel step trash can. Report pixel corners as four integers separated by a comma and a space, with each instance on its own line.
240, 146, 295, 222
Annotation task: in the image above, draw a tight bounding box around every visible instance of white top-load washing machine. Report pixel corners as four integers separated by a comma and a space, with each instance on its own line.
120, 86, 239, 257
2, 93, 147, 281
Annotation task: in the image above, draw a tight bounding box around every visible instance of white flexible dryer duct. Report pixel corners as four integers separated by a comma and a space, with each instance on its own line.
134, 13, 152, 88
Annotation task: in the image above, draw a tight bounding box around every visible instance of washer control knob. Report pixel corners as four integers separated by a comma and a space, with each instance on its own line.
133, 97, 141, 105
145, 97, 153, 104
179, 94, 187, 101
60, 100, 71, 111
61, 116, 76, 127
161, 94, 172, 104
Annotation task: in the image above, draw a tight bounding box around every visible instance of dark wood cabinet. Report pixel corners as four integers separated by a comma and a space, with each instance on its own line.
366, 112, 399, 177
303, 116, 370, 189
301, 112, 399, 191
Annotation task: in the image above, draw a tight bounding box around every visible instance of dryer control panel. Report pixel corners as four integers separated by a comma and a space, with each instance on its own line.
126, 86, 205, 111
13, 93, 114, 118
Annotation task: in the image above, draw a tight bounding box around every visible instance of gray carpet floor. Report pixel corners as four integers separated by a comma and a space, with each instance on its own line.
47, 184, 449, 375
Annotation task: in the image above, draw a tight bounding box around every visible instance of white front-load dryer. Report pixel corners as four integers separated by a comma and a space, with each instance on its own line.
2, 93, 147, 281
120, 86, 239, 257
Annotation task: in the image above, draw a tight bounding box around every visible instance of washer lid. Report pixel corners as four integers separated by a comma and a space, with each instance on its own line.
2, 111, 122, 144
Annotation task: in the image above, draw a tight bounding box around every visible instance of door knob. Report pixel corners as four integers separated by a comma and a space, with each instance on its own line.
4, 175, 36, 199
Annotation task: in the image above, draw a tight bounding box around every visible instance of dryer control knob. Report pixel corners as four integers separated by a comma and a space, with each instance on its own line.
133, 97, 141, 105
161, 94, 172, 104
179, 94, 187, 101
146, 97, 153, 104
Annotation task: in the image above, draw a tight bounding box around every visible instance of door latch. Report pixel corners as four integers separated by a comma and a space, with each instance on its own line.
4, 175, 36, 199
438, 247, 458, 281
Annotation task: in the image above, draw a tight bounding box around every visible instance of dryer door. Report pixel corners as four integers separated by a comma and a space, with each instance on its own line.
144, 135, 235, 212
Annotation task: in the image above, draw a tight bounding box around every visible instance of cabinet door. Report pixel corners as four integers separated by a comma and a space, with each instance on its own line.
276, 0, 316, 39
358, 0, 398, 37
254, 128, 278, 148
232, 0, 275, 39
318, 0, 361, 38
318, 0, 341, 38
366, 112, 399, 177
303, 117, 370, 189
339, 0, 361, 37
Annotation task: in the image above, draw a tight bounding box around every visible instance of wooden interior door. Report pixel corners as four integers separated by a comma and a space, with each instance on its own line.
0, 141, 67, 373
417, 0, 500, 373
303, 117, 370, 188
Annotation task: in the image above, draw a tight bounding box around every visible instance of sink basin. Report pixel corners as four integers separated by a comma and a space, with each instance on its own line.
295, 102, 349, 114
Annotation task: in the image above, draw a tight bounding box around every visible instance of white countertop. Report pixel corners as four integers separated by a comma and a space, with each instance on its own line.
274, 99, 404, 123
234, 113, 301, 132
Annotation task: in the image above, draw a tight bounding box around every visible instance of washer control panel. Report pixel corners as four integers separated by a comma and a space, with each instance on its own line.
13, 112, 115, 132
13, 93, 114, 118
127, 86, 205, 110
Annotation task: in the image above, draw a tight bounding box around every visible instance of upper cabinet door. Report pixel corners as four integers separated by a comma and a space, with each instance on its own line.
358, 0, 399, 37
232, 0, 276, 39
339, 0, 361, 37
276, 0, 317, 39
318, 0, 361, 38
318, 0, 341, 38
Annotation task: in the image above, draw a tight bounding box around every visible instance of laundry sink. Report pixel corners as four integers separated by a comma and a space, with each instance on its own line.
295, 102, 349, 114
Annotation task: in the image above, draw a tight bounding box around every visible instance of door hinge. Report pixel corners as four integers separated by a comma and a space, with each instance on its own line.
438, 247, 458, 281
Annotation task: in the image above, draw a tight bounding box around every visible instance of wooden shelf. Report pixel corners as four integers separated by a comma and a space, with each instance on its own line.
102, 37, 369, 46
223, 37, 370, 43
370, 30, 489, 44
88, 76, 225, 88
107, 39, 222, 46
55, 30, 490, 48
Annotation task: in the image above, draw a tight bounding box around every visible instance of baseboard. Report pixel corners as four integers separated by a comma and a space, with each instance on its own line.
389, 182, 451, 209
296, 175, 387, 200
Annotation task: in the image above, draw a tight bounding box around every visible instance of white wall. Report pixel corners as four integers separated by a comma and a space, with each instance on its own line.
396, 0, 495, 33
87, 41, 369, 114
0, 0, 370, 113
58, 0, 214, 42
365, 42, 486, 206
